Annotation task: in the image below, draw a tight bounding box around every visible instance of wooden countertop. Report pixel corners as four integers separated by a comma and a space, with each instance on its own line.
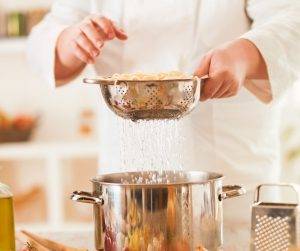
16, 222, 250, 251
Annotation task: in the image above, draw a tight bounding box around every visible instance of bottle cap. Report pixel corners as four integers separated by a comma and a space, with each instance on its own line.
0, 182, 13, 198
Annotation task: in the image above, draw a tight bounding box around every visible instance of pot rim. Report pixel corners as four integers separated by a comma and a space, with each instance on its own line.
90, 170, 224, 187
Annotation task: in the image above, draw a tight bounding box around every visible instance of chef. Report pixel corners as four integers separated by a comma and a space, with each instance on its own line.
28, 0, 300, 228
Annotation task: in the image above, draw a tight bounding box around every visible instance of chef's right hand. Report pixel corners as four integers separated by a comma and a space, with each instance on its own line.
57, 15, 127, 65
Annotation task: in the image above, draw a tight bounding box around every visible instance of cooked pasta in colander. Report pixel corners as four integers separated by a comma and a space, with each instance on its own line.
102, 71, 190, 81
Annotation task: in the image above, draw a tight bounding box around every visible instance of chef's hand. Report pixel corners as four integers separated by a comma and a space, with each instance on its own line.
194, 38, 268, 101
55, 15, 127, 82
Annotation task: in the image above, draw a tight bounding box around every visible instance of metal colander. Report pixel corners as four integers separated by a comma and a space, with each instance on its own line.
250, 184, 300, 251
83, 77, 203, 120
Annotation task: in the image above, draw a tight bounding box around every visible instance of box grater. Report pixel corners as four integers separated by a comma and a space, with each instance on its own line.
250, 184, 300, 251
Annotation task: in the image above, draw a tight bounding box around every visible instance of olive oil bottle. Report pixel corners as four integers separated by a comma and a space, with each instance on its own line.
0, 183, 15, 251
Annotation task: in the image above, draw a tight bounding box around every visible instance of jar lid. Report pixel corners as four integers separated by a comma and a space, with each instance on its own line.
0, 182, 13, 198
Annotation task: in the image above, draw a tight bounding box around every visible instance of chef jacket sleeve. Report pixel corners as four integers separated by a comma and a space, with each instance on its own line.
241, 0, 300, 104
27, 0, 89, 88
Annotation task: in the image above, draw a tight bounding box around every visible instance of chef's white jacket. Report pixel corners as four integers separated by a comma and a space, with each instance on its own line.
28, 0, 300, 192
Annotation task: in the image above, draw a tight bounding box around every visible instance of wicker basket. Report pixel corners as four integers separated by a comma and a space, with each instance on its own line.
0, 128, 34, 143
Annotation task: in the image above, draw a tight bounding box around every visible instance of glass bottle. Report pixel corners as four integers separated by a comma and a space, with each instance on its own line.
0, 183, 15, 251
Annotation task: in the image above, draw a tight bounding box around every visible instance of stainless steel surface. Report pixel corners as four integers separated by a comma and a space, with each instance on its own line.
71, 191, 103, 205
250, 183, 300, 251
71, 170, 245, 251
83, 77, 202, 120
219, 185, 246, 201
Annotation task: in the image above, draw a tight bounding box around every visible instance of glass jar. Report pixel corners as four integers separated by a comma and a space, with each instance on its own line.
0, 183, 15, 251
78, 107, 96, 140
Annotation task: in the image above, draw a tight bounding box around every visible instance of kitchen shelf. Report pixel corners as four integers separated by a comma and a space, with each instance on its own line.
0, 37, 27, 54
0, 141, 100, 159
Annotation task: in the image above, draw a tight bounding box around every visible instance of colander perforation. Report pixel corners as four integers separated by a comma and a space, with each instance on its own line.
90, 77, 202, 120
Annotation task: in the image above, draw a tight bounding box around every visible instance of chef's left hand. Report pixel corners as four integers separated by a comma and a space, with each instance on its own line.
194, 38, 267, 101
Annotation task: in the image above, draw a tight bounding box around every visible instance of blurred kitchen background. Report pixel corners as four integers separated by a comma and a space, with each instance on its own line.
0, 0, 299, 232
0, 0, 100, 232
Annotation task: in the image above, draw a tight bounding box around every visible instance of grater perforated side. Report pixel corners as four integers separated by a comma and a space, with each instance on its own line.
250, 184, 300, 251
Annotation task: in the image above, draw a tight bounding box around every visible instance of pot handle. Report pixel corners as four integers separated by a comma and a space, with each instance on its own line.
219, 185, 246, 201
71, 191, 103, 205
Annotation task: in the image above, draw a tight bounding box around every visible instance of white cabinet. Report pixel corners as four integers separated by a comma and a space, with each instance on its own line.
0, 142, 99, 231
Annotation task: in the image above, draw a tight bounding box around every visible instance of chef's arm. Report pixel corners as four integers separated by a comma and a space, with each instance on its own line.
241, 0, 300, 103
195, 0, 300, 103
27, 0, 127, 87
195, 39, 269, 101
27, 0, 89, 88
55, 16, 127, 85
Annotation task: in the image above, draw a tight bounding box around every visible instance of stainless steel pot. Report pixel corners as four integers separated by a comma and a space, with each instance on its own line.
71, 171, 245, 251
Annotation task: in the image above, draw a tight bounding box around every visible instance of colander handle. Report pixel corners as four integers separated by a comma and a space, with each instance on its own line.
254, 183, 300, 204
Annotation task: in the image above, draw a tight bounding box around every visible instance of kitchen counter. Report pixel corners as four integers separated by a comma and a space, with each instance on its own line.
17, 222, 250, 250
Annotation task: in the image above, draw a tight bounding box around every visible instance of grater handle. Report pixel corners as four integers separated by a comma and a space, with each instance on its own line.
254, 183, 300, 204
